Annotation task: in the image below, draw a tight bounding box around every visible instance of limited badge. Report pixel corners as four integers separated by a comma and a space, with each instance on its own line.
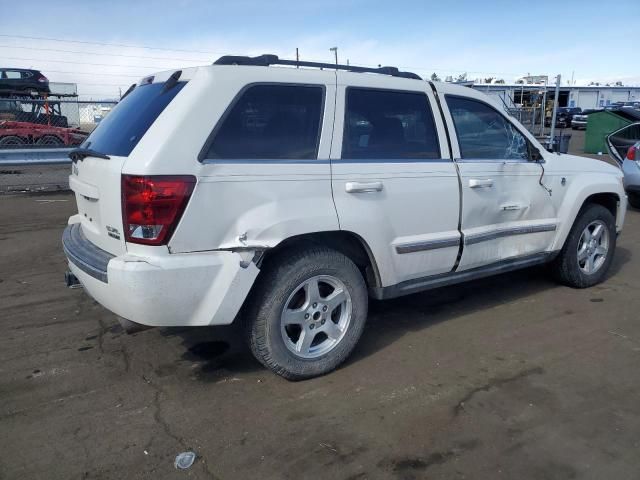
106, 225, 121, 240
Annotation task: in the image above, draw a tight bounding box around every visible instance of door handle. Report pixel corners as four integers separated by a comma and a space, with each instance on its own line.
469, 178, 494, 189
345, 181, 383, 193
501, 203, 529, 211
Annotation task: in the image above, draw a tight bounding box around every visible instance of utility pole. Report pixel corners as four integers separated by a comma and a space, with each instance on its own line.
296, 48, 299, 68
548, 74, 562, 152
329, 47, 338, 66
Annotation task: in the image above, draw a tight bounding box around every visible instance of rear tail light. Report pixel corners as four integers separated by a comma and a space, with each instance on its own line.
122, 175, 196, 246
627, 145, 637, 161
37, 74, 48, 83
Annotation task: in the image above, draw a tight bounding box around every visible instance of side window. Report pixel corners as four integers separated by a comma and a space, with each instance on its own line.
21, 71, 33, 79
342, 88, 440, 159
5, 71, 21, 80
446, 96, 530, 160
206, 84, 323, 160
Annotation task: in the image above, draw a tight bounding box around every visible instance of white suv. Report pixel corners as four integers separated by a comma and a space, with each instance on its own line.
63, 55, 627, 380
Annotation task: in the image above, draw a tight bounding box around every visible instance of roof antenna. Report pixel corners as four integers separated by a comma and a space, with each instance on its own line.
329, 47, 338, 67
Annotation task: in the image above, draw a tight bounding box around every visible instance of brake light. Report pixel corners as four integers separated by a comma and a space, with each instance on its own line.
37, 74, 48, 83
121, 175, 196, 246
627, 145, 637, 161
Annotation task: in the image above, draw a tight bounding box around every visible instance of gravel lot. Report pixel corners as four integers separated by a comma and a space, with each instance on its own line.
1, 188, 640, 479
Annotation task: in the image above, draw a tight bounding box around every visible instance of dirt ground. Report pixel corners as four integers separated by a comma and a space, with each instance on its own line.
1, 188, 640, 479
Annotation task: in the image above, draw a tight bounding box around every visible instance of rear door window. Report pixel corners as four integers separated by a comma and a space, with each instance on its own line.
342, 88, 440, 160
446, 96, 529, 160
204, 84, 324, 160
83, 81, 186, 157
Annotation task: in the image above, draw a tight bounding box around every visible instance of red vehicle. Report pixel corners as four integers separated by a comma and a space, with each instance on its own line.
0, 120, 87, 146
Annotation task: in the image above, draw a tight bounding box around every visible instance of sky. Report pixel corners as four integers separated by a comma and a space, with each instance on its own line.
1, 0, 638, 98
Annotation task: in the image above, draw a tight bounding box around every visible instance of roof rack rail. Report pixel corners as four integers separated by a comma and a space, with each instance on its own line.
213, 54, 422, 80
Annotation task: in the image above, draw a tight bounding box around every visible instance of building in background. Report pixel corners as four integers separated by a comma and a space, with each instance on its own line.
472, 83, 640, 110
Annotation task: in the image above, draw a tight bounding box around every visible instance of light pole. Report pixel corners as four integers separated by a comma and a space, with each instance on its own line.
329, 47, 338, 66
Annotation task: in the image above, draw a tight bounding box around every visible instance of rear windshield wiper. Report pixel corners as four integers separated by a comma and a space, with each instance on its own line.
69, 148, 110, 162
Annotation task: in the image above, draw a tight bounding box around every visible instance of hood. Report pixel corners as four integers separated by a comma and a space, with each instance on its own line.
553, 153, 623, 177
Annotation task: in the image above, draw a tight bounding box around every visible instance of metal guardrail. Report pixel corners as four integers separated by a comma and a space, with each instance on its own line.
0, 148, 72, 167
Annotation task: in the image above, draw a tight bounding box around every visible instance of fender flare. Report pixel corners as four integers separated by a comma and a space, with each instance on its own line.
551, 177, 624, 251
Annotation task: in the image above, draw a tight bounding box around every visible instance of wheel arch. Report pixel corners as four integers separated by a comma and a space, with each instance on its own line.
258, 230, 382, 289
552, 186, 624, 251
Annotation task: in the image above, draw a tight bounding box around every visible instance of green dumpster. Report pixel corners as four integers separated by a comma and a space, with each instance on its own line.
585, 110, 640, 154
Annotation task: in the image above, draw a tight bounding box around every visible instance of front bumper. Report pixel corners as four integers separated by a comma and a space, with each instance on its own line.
62, 223, 260, 327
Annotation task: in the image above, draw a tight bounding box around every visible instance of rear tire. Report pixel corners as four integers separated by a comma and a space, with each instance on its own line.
550, 204, 616, 288
0, 135, 26, 146
244, 246, 368, 380
627, 192, 640, 209
35, 135, 63, 146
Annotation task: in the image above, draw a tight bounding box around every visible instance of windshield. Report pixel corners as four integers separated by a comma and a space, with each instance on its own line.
83, 81, 186, 157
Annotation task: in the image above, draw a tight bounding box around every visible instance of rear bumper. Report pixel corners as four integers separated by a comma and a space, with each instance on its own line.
62, 223, 260, 327
63, 223, 113, 283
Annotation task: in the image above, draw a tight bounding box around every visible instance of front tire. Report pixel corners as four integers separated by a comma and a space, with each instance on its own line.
550, 204, 616, 288
244, 246, 368, 380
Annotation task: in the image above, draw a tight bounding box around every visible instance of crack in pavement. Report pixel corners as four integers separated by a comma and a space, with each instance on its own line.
453, 366, 545, 416
142, 374, 220, 480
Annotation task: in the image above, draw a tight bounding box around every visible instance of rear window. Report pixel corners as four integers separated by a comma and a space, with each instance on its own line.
342, 88, 440, 160
203, 84, 324, 160
83, 81, 186, 157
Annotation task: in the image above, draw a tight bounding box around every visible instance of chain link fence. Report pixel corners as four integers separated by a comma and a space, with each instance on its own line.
0, 95, 116, 192
0, 97, 117, 148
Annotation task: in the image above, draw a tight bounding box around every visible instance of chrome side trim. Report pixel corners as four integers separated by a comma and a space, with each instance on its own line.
62, 223, 114, 283
465, 224, 557, 246
371, 251, 557, 300
395, 237, 460, 254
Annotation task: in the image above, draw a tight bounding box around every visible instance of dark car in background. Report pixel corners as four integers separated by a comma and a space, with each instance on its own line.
0, 68, 50, 96
546, 107, 582, 128
571, 108, 600, 130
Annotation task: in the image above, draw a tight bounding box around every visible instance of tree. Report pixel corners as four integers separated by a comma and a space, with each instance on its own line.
494, 78, 505, 84
430, 72, 441, 82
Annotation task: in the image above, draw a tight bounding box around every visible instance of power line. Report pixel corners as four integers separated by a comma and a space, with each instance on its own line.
1, 38, 524, 77
73, 81, 131, 86
2, 55, 172, 70
38, 69, 142, 78
0, 33, 227, 56
0, 44, 210, 63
